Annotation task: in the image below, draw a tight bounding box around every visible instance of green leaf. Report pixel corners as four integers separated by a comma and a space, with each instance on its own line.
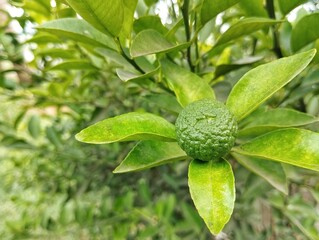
145, 93, 183, 114
116, 66, 159, 82
95, 48, 134, 70
130, 29, 189, 57
119, 0, 138, 40
201, 0, 239, 25
38, 18, 118, 50
283, 211, 319, 240
28, 115, 41, 139
46, 126, 63, 149
239, 0, 268, 17
36, 48, 76, 59
25, 33, 62, 45
113, 141, 187, 173
161, 59, 215, 107
214, 18, 282, 48
188, 159, 235, 235
278, 0, 307, 15
244, 108, 317, 127
238, 108, 318, 138
232, 128, 319, 172
291, 13, 319, 52
66, 0, 124, 36
46, 60, 97, 71
232, 153, 288, 194
75, 112, 176, 144
226, 49, 316, 121
214, 56, 263, 79
133, 16, 168, 35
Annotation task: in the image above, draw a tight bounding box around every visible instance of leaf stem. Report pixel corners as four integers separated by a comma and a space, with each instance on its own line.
194, 14, 200, 72
266, 0, 283, 58
115, 38, 146, 74
181, 0, 195, 72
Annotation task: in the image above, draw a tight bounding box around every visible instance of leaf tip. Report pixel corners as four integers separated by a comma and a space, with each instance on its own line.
309, 48, 317, 57
112, 168, 120, 174
75, 131, 84, 142
113, 165, 129, 174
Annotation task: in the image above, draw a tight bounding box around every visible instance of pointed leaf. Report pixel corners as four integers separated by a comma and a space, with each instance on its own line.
232, 153, 288, 194
133, 16, 168, 35
188, 159, 235, 235
161, 59, 215, 107
233, 128, 319, 172
113, 141, 187, 173
244, 108, 318, 128
239, 0, 268, 17
145, 94, 183, 114
116, 66, 159, 82
291, 13, 319, 52
238, 108, 318, 138
75, 112, 176, 144
226, 49, 316, 121
130, 29, 189, 57
201, 0, 239, 25
38, 18, 118, 50
36, 48, 76, 59
28, 115, 41, 139
214, 56, 263, 79
66, 0, 124, 36
46, 60, 97, 71
119, 0, 138, 40
95, 48, 134, 70
214, 18, 282, 48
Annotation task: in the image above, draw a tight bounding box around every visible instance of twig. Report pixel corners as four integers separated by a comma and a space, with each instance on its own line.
181, 0, 195, 72
266, 0, 283, 58
115, 38, 146, 74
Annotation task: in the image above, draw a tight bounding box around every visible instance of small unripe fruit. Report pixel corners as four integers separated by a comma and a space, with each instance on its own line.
175, 99, 238, 161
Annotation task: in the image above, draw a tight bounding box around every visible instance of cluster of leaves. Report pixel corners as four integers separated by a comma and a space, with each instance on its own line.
1, 0, 319, 238
0, 1, 212, 239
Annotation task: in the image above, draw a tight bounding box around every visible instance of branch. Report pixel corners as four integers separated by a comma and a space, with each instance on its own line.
266, 0, 283, 58
181, 0, 195, 72
115, 38, 146, 74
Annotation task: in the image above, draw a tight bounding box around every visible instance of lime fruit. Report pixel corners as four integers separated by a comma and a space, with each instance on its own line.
175, 99, 238, 161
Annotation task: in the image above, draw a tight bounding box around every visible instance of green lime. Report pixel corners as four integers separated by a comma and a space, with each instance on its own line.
175, 99, 238, 161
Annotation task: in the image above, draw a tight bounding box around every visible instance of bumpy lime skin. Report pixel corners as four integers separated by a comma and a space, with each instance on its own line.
175, 99, 238, 161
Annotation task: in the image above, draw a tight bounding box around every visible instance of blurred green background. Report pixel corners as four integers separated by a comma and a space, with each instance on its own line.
1, 0, 319, 239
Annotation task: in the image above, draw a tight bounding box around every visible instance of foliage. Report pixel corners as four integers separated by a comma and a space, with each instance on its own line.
1, 0, 319, 239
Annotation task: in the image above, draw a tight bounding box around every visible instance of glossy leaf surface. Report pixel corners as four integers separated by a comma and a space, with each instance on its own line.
161, 59, 215, 107
146, 94, 183, 114
188, 159, 235, 235
46, 60, 97, 71
226, 49, 316, 121
239, 0, 268, 17
214, 18, 282, 47
38, 18, 117, 50
278, 0, 307, 15
66, 0, 123, 36
76, 112, 176, 144
114, 141, 187, 173
214, 56, 263, 79
133, 16, 168, 34
130, 29, 189, 57
201, 0, 239, 25
233, 128, 319, 172
119, 0, 138, 40
238, 108, 318, 138
232, 153, 288, 194
116, 66, 159, 82
291, 13, 319, 52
